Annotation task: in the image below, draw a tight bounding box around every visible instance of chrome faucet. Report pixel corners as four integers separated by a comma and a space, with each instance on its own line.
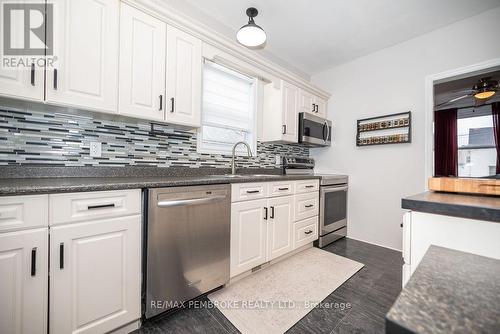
231, 141, 253, 175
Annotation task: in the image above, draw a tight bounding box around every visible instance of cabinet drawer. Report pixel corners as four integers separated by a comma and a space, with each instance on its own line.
294, 216, 318, 249
231, 183, 267, 202
294, 192, 319, 221
0, 195, 48, 232
267, 181, 295, 198
49, 189, 141, 226
295, 179, 319, 194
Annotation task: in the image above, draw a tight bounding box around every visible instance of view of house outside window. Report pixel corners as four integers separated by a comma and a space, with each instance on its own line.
457, 109, 497, 177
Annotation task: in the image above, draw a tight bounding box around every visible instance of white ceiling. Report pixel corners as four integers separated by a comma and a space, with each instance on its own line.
164, 0, 500, 76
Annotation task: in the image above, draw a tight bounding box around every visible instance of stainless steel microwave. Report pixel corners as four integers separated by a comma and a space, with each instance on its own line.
298, 112, 332, 147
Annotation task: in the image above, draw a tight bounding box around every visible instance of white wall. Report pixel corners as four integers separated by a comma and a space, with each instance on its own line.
310, 7, 500, 250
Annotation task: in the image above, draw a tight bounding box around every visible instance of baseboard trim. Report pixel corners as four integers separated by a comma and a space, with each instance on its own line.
346, 236, 402, 252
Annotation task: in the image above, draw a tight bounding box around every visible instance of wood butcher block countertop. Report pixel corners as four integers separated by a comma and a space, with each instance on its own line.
428, 177, 500, 196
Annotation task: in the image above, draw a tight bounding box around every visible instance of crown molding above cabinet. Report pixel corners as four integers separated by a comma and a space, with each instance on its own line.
122, 0, 331, 100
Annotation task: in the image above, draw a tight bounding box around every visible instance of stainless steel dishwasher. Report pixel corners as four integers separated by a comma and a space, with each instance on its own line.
145, 184, 230, 319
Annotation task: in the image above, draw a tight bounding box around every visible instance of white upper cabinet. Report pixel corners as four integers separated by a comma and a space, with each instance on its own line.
46, 0, 119, 113
0, 1, 44, 101
165, 25, 202, 127
315, 96, 327, 117
299, 89, 315, 115
262, 80, 299, 143
299, 89, 327, 117
118, 3, 166, 121
0, 228, 48, 334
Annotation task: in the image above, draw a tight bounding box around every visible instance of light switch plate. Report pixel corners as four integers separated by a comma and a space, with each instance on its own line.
90, 142, 102, 157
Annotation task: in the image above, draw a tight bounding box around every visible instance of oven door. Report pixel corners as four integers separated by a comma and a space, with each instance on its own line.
299, 112, 332, 147
320, 185, 348, 235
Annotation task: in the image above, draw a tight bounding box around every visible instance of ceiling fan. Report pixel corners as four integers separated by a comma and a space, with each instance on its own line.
436, 77, 499, 108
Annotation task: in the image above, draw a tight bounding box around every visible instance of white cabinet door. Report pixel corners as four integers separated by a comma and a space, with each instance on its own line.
0, 1, 44, 101
230, 199, 267, 277
281, 81, 299, 143
118, 3, 166, 121
315, 96, 327, 117
267, 196, 294, 261
50, 215, 141, 334
47, 0, 119, 113
165, 25, 202, 127
299, 89, 315, 115
0, 228, 48, 334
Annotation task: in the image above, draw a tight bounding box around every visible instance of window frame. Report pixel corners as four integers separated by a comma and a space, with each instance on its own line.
197, 60, 258, 156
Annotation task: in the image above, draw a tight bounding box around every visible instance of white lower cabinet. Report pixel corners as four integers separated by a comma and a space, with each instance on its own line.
230, 199, 268, 277
267, 196, 294, 261
0, 228, 48, 334
230, 181, 319, 278
49, 215, 141, 334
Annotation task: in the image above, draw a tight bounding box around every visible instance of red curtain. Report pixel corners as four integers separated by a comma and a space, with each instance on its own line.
434, 108, 458, 177
492, 102, 500, 174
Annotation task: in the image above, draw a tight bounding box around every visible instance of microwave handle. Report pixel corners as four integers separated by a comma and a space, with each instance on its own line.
322, 122, 328, 142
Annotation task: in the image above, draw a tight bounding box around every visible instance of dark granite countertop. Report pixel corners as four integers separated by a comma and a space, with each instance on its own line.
386, 246, 500, 334
0, 173, 320, 196
402, 191, 500, 223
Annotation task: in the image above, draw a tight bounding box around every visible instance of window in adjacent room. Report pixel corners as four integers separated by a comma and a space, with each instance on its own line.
457, 106, 497, 177
197, 60, 257, 155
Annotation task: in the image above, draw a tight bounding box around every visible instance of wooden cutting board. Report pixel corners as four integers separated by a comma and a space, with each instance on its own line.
428, 177, 500, 196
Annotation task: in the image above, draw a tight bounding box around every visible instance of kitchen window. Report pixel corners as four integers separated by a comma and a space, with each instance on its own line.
197, 60, 257, 155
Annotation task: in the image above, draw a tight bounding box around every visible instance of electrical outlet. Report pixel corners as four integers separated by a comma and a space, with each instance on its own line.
90, 141, 102, 158
275, 155, 281, 165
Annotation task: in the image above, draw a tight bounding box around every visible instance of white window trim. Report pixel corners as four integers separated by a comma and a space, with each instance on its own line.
197, 60, 259, 156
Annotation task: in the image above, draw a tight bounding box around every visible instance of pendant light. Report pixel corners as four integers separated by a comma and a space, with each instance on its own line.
236, 7, 267, 48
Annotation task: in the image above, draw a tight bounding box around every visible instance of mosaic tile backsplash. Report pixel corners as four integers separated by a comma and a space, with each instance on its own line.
0, 106, 308, 168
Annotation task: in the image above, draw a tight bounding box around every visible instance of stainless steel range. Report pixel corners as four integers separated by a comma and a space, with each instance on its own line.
283, 156, 348, 247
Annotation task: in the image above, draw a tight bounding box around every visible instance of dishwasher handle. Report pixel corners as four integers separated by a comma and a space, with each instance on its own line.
157, 195, 227, 208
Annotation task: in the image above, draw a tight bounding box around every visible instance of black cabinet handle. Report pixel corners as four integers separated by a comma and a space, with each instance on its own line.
282, 125, 286, 134
315, 104, 319, 112
31, 63, 35, 86
87, 203, 115, 210
246, 190, 260, 194
305, 204, 314, 208
270, 206, 275, 219
53, 69, 58, 90
305, 185, 314, 188
305, 230, 313, 235
400, 223, 403, 228
31, 247, 37, 276
159, 95, 163, 110
264, 207, 268, 220
312, 103, 315, 112
59, 243, 64, 269
170, 97, 175, 113
278, 187, 289, 191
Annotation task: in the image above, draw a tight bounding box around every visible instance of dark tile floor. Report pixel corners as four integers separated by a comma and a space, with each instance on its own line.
134, 238, 402, 334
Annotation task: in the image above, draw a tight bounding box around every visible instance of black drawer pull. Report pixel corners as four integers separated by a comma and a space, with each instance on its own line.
278, 187, 289, 191
305, 204, 314, 208
305, 230, 313, 235
305, 185, 314, 188
87, 203, 115, 210
59, 243, 64, 269
246, 190, 260, 194
264, 207, 268, 220
282, 124, 286, 134
31, 247, 37, 276
159, 95, 163, 110
170, 97, 175, 113
270, 206, 275, 219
